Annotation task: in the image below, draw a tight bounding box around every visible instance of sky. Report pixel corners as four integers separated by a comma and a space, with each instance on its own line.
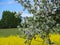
0, 0, 33, 19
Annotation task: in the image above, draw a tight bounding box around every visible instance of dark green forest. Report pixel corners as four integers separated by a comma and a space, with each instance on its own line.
0, 11, 21, 28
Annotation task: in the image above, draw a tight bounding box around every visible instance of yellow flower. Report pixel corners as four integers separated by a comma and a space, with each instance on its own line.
0, 34, 60, 45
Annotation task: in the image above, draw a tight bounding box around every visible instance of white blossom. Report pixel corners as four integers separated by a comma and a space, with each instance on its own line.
15, 0, 60, 45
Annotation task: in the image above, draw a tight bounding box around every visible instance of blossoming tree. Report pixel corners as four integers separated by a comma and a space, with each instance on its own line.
15, 0, 60, 45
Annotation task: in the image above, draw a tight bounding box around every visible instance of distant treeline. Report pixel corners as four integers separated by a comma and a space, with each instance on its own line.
0, 11, 21, 29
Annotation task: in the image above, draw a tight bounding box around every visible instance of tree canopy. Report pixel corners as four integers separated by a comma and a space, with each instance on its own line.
15, 0, 60, 45
0, 11, 21, 28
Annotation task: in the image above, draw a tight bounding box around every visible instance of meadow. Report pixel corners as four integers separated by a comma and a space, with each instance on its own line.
0, 28, 60, 45
0, 28, 19, 37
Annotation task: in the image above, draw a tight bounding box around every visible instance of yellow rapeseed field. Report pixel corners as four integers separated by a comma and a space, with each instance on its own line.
0, 34, 60, 45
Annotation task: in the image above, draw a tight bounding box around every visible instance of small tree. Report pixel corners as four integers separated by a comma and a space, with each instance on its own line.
15, 0, 60, 45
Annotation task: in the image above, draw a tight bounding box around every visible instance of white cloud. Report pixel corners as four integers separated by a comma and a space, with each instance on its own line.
21, 13, 33, 17
0, 1, 15, 5
7, 1, 14, 5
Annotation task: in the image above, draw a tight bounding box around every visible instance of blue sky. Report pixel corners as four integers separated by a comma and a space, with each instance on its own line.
0, 0, 33, 19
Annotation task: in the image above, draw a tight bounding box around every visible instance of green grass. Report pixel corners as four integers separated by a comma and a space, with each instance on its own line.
0, 28, 19, 37
0, 27, 60, 37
